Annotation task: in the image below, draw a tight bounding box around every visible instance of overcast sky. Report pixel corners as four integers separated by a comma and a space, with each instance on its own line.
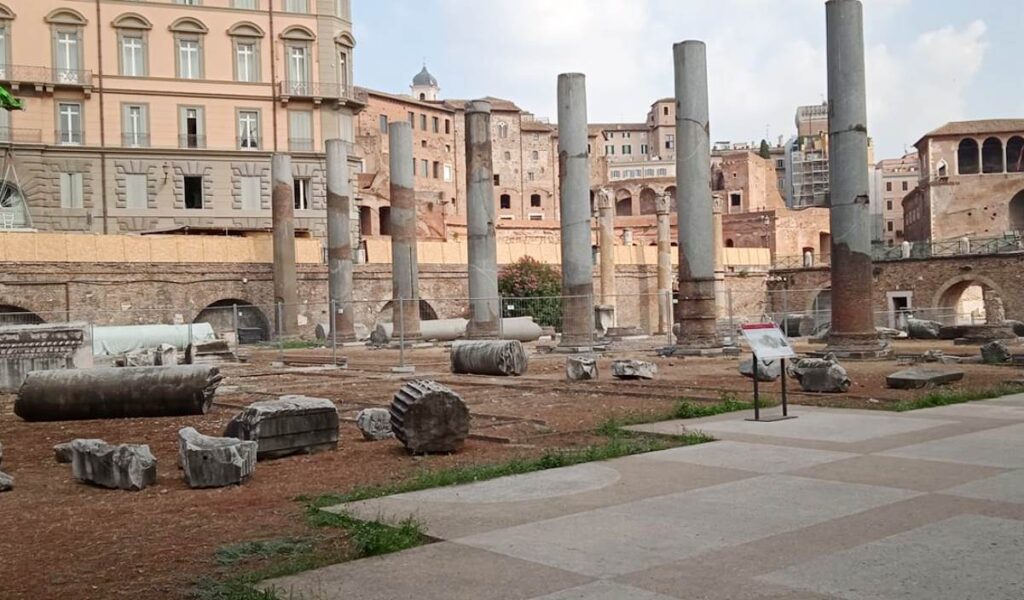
353, 1, 1022, 159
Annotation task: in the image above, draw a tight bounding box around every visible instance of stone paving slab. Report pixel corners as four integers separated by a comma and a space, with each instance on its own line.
340, 458, 754, 539
265, 542, 592, 600
528, 581, 680, 600
913, 401, 1024, 421
636, 440, 855, 473
941, 470, 1024, 504
456, 475, 918, 578
880, 422, 1024, 468
759, 515, 1024, 599
789, 455, 1009, 492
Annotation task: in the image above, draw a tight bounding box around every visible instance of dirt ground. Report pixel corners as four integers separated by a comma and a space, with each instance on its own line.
0, 339, 1021, 599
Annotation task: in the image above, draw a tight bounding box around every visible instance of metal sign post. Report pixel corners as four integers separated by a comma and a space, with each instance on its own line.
741, 323, 797, 423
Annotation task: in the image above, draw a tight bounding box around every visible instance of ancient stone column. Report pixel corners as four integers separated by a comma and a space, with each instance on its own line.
673, 41, 720, 351
597, 187, 616, 308
656, 192, 673, 335
712, 194, 726, 319
465, 100, 500, 339
326, 139, 356, 342
556, 73, 597, 348
271, 154, 299, 337
825, 0, 884, 356
388, 122, 422, 340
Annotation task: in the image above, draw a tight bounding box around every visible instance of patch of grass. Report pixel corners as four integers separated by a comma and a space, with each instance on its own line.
276, 339, 324, 350
215, 538, 313, 567
304, 508, 425, 558
890, 384, 1024, 412
597, 392, 768, 434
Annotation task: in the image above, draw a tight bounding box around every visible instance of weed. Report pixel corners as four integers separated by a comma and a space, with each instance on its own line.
215, 538, 313, 567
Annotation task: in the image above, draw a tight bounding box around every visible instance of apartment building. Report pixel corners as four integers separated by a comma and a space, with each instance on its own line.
0, 0, 363, 237
871, 152, 918, 246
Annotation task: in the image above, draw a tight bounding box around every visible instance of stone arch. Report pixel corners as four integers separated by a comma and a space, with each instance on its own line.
1010, 190, 1024, 232
378, 300, 439, 322
932, 274, 1005, 325
615, 188, 633, 217
0, 180, 30, 228
0, 304, 45, 326
227, 21, 265, 37
169, 16, 208, 34
664, 186, 677, 212
280, 24, 315, 41
45, 8, 87, 25
638, 187, 658, 215
958, 138, 979, 175
982, 137, 1004, 174
111, 12, 152, 30
335, 31, 356, 47
0, 4, 15, 20
194, 299, 270, 343
1007, 137, 1024, 173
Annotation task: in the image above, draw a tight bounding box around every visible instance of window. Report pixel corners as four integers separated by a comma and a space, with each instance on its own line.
776, 159, 784, 168
493, 174, 500, 186
122, 104, 148, 147
443, 164, 452, 182
503, 151, 511, 160
958, 139, 979, 175
887, 220, 894, 232
293, 178, 310, 210
431, 117, 439, 133
120, 34, 145, 77
407, 112, 414, 126
497, 122, 508, 139
528, 214, 543, 221
179, 106, 205, 148
234, 41, 258, 82
624, 132, 631, 139
657, 168, 667, 176
623, 145, 632, 155
420, 114, 427, 131
432, 161, 440, 179
376, 115, 389, 134
125, 174, 148, 209
902, 181, 909, 192
177, 0, 201, 5
177, 39, 201, 79
886, 182, 893, 192
665, 134, 675, 149
982, 137, 1004, 174
337, 48, 348, 89
54, 30, 81, 79
611, 170, 621, 179
287, 110, 312, 151
527, 172, 535, 182
444, 119, 451, 134
605, 145, 614, 155
59, 173, 83, 209
57, 102, 82, 145
663, 106, 669, 116
641, 144, 649, 155
184, 176, 203, 209
730, 193, 741, 207
420, 159, 428, 177
287, 45, 309, 90
238, 110, 260, 149
500, 194, 511, 209
283, 0, 308, 12
531, 150, 539, 160
233, 0, 258, 7
530, 194, 541, 207
240, 176, 261, 210
886, 200, 893, 211
0, 24, 8, 78
1007, 137, 1024, 173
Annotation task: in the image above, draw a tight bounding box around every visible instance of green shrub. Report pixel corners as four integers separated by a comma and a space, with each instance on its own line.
498, 256, 563, 328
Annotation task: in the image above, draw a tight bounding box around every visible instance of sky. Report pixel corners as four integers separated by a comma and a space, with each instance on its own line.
352, 1, 1023, 160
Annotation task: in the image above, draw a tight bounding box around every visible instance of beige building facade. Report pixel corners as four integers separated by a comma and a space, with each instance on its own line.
904, 120, 1024, 241
0, 0, 362, 237
872, 152, 919, 246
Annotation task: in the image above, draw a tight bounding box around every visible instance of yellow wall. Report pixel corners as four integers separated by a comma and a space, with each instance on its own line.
0, 232, 323, 264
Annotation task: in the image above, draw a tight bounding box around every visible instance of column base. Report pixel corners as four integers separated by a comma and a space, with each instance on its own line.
823, 332, 892, 360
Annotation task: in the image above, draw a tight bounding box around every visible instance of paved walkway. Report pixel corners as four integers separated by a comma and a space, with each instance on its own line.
267, 396, 1024, 600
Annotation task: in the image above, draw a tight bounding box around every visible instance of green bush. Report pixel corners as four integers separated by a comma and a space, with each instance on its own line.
498, 256, 563, 328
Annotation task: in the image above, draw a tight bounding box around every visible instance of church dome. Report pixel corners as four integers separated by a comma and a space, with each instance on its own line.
413, 66, 438, 88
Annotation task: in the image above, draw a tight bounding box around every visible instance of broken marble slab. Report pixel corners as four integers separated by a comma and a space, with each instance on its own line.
566, 356, 599, 381
224, 395, 339, 460
886, 368, 965, 390
611, 360, 657, 380
70, 439, 157, 491
178, 427, 257, 488
355, 408, 394, 441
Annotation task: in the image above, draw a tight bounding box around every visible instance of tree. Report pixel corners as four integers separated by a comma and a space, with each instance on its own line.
758, 139, 771, 159
498, 256, 562, 328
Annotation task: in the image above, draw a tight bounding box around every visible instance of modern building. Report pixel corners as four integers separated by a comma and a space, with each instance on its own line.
903, 120, 1024, 241
870, 152, 918, 246
0, 0, 363, 237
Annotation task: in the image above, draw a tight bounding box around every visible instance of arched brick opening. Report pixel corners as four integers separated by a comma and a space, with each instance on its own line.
958, 138, 979, 175
638, 187, 658, 215
615, 189, 633, 217
1010, 189, 1024, 233
378, 299, 439, 323
932, 274, 1005, 326
0, 304, 46, 326
194, 299, 269, 343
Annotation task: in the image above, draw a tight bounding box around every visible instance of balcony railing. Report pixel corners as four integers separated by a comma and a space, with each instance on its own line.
288, 137, 313, 152
277, 81, 364, 103
178, 134, 207, 149
0, 127, 43, 143
772, 234, 1024, 270
54, 129, 84, 145
237, 136, 261, 150
0, 64, 93, 88
121, 133, 151, 148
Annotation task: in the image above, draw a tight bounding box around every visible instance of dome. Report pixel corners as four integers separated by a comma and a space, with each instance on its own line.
412, 66, 438, 88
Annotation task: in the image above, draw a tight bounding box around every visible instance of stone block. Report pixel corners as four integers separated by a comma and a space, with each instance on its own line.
451, 340, 528, 376
739, 358, 781, 382
0, 322, 94, 393
886, 368, 965, 390
566, 356, 598, 381
907, 319, 942, 340
70, 439, 157, 491
0, 470, 12, 492
788, 354, 851, 393
54, 440, 89, 464
224, 395, 339, 460
391, 380, 470, 454
178, 427, 257, 488
981, 341, 1011, 364
356, 408, 394, 441
611, 360, 657, 380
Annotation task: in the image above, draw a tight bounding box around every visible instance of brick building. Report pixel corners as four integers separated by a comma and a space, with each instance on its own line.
903, 120, 1024, 242
871, 152, 919, 246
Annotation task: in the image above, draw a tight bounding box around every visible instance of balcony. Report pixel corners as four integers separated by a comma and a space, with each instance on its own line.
0, 65, 93, 96
277, 81, 366, 107
54, 129, 84, 146
121, 133, 151, 148
178, 134, 207, 150
288, 137, 314, 152
237, 136, 261, 151
0, 127, 43, 144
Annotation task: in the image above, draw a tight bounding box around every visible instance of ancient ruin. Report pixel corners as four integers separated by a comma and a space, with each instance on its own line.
0, 322, 93, 393
178, 427, 257, 489
70, 439, 157, 492
224, 396, 340, 460
450, 340, 528, 376
390, 380, 470, 454
465, 100, 501, 339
